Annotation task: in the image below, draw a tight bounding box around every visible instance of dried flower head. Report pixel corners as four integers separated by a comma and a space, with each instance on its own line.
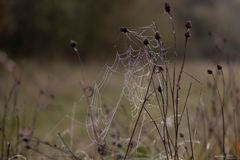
22, 137, 29, 142
185, 20, 192, 29
84, 86, 94, 97
179, 133, 185, 138
154, 66, 164, 73
70, 40, 77, 48
164, 2, 171, 14
155, 32, 161, 41
207, 69, 213, 75
98, 144, 107, 156
217, 64, 222, 70
158, 85, 162, 93
120, 27, 128, 33
143, 39, 149, 45
185, 30, 191, 38
25, 145, 31, 150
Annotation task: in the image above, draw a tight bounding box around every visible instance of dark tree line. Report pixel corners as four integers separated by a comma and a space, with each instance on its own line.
0, 0, 135, 60
0, 0, 239, 60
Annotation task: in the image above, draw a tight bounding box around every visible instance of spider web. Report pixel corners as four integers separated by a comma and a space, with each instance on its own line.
86, 23, 167, 144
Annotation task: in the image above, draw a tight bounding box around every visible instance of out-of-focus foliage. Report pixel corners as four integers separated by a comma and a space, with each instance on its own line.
0, 0, 240, 60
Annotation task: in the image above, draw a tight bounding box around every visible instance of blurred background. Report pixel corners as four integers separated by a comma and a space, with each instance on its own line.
0, 0, 240, 62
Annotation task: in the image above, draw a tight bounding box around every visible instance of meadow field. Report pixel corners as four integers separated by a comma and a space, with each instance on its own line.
1, 54, 240, 159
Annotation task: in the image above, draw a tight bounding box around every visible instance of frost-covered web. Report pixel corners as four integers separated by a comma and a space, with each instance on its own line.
86, 23, 167, 144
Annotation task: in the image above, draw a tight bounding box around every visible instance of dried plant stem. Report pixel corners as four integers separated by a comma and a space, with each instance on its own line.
152, 78, 173, 157
186, 107, 194, 160
1, 81, 18, 159
174, 36, 189, 160
123, 66, 155, 160
178, 83, 192, 126
143, 107, 169, 159
58, 133, 78, 160
71, 45, 99, 143
211, 73, 226, 159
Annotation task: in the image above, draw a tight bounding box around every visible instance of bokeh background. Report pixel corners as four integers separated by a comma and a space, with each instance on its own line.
0, 0, 240, 62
